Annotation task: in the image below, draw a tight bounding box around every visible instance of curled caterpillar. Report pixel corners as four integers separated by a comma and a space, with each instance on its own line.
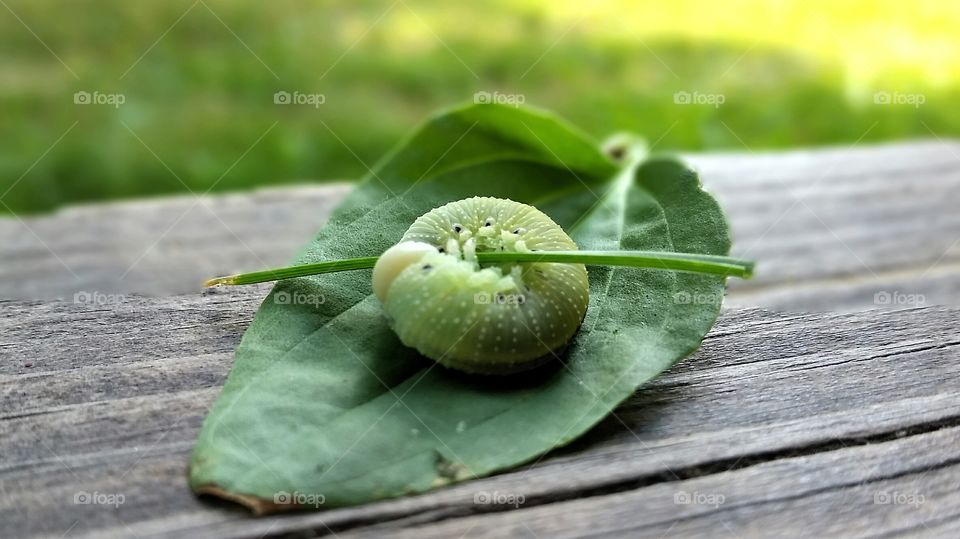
373, 197, 589, 374
206, 197, 754, 374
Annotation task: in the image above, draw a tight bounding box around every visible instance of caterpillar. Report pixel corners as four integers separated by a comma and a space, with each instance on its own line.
372, 197, 589, 374
205, 198, 754, 376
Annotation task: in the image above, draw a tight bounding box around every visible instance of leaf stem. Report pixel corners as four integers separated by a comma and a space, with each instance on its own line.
205, 250, 753, 287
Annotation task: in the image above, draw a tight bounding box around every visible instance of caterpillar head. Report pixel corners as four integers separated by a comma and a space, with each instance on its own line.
373, 197, 589, 375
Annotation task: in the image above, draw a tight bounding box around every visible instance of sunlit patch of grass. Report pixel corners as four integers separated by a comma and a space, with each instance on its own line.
0, 0, 958, 213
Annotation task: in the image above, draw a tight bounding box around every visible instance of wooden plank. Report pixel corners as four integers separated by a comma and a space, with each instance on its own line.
0, 186, 349, 300
342, 426, 960, 538
2, 141, 960, 311
1, 297, 958, 538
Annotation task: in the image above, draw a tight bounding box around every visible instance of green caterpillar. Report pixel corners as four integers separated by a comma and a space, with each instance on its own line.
206, 198, 754, 376
373, 197, 589, 374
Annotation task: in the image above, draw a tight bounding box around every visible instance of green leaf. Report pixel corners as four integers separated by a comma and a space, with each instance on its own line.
188, 103, 731, 513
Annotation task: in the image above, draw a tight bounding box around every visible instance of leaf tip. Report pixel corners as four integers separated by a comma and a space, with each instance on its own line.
194, 484, 293, 516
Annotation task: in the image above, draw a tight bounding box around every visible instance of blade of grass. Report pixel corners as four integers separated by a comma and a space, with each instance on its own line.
205, 250, 753, 287
204, 256, 380, 287
478, 251, 754, 278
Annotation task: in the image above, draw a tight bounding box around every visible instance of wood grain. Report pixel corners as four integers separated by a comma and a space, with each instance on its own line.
343, 426, 960, 539
0, 186, 349, 300
2, 297, 957, 538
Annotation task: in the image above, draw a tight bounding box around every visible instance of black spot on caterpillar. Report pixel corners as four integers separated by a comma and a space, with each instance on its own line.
372, 197, 589, 375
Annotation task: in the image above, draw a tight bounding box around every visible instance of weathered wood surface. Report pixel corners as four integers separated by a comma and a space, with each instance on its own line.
2, 141, 959, 311
0, 185, 351, 300
2, 299, 958, 538
2, 141, 960, 538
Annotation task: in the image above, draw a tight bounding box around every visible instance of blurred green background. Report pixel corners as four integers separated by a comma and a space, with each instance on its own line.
2, 0, 958, 214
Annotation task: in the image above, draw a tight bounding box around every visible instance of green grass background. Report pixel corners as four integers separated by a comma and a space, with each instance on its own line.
2, 0, 958, 214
